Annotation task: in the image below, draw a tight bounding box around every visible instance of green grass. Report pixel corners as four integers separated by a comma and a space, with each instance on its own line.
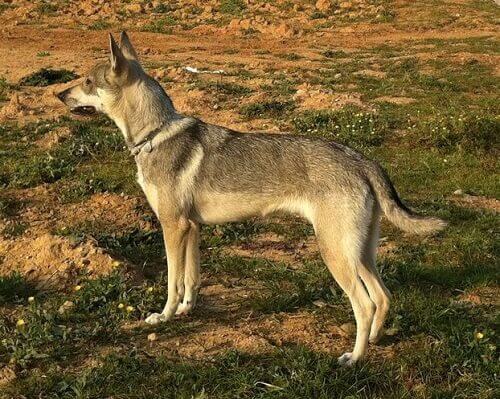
1, 21, 499, 399
219, 0, 246, 15
19, 68, 78, 87
240, 101, 295, 119
292, 108, 387, 150
141, 16, 177, 34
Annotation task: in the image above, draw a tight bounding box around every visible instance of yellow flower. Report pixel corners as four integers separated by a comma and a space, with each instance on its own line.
16, 319, 25, 327
28, 296, 35, 303
126, 306, 134, 313
73, 285, 82, 292
147, 287, 154, 293
475, 332, 484, 340
118, 303, 125, 309
112, 260, 122, 268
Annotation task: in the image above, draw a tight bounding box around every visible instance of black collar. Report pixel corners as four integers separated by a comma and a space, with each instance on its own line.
129, 122, 168, 156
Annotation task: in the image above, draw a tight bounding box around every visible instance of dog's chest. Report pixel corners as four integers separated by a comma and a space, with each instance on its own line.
136, 164, 160, 217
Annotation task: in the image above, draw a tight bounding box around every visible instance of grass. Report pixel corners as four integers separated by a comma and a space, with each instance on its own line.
240, 101, 295, 119
292, 108, 387, 150
141, 16, 177, 34
1, 14, 499, 398
19, 68, 78, 87
219, 0, 247, 15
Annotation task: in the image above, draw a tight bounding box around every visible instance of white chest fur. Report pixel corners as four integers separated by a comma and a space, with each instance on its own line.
137, 163, 160, 217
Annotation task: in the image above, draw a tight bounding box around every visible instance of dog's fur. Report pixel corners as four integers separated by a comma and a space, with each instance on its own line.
57, 32, 446, 366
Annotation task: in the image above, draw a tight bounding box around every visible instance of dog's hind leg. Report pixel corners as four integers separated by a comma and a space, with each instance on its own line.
145, 217, 189, 325
357, 209, 391, 343
314, 201, 375, 366
176, 221, 201, 315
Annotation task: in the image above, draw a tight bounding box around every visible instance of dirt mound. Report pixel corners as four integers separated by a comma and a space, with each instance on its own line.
0, 232, 118, 289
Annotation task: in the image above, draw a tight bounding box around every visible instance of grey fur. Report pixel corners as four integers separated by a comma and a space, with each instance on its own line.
57, 32, 446, 366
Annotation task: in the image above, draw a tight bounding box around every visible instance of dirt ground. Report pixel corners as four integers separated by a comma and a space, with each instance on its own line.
0, 1, 498, 386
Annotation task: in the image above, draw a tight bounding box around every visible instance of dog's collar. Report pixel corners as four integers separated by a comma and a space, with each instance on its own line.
130, 122, 168, 156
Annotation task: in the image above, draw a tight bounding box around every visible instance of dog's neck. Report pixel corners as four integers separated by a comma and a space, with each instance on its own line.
107, 77, 180, 148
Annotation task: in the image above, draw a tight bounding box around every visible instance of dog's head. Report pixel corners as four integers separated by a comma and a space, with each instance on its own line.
56, 32, 142, 117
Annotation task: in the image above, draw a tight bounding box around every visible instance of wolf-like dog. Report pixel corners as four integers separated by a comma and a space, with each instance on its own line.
57, 32, 446, 366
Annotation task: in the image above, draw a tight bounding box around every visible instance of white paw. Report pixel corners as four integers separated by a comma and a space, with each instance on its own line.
175, 302, 193, 316
145, 312, 168, 325
337, 352, 357, 367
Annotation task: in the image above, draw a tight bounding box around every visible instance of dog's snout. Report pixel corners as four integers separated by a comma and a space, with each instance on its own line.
56, 89, 68, 102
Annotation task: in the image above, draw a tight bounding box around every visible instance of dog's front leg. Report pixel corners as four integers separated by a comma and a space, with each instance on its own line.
176, 220, 200, 315
145, 217, 190, 325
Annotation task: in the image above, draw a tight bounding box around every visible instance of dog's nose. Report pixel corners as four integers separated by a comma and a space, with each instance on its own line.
56, 89, 68, 102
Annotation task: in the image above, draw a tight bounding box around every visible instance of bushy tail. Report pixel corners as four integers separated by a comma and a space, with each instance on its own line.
367, 163, 447, 235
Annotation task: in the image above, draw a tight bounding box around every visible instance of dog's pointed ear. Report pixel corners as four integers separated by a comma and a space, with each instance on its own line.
109, 33, 128, 75
119, 31, 139, 61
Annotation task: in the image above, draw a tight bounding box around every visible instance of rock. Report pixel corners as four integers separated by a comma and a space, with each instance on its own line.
315, 0, 332, 12
453, 189, 464, 196
125, 3, 143, 14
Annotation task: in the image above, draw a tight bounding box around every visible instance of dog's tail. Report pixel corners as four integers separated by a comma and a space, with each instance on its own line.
367, 162, 446, 235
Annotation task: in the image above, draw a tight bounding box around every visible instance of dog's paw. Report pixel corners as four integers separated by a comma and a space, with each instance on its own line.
175, 302, 193, 316
145, 312, 168, 325
337, 352, 357, 367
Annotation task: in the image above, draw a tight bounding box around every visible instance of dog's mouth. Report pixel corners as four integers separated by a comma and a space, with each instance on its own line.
70, 106, 96, 116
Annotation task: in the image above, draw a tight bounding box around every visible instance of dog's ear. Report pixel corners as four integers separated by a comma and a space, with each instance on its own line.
119, 31, 139, 61
109, 33, 128, 75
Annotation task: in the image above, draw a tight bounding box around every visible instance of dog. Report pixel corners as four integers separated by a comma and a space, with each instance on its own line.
57, 32, 446, 366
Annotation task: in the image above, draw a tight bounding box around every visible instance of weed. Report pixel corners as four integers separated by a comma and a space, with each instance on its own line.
2, 221, 28, 238
219, 0, 246, 15
293, 108, 386, 150
88, 19, 111, 30
142, 16, 177, 34
19, 68, 78, 87
415, 113, 500, 152
35, 1, 58, 16
240, 101, 295, 119
0, 76, 9, 101
0, 273, 36, 305
198, 80, 253, 97
36, 51, 50, 57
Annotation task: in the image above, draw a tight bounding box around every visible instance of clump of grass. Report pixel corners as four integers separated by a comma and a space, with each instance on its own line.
277, 53, 302, 61
198, 80, 253, 96
0, 272, 36, 305
0, 77, 9, 101
141, 16, 177, 34
416, 113, 499, 152
88, 19, 111, 30
219, 0, 246, 15
321, 49, 348, 58
2, 221, 28, 238
293, 108, 386, 149
36, 51, 50, 57
35, 0, 58, 16
240, 100, 295, 119
0, 196, 20, 217
19, 68, 78, 87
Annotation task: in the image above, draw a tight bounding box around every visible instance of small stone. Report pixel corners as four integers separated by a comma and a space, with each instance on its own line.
315, 0, 331, 12
453, 189, 464, 196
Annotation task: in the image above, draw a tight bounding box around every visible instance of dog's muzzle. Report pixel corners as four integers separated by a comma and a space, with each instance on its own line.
55, 89, 96, 115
